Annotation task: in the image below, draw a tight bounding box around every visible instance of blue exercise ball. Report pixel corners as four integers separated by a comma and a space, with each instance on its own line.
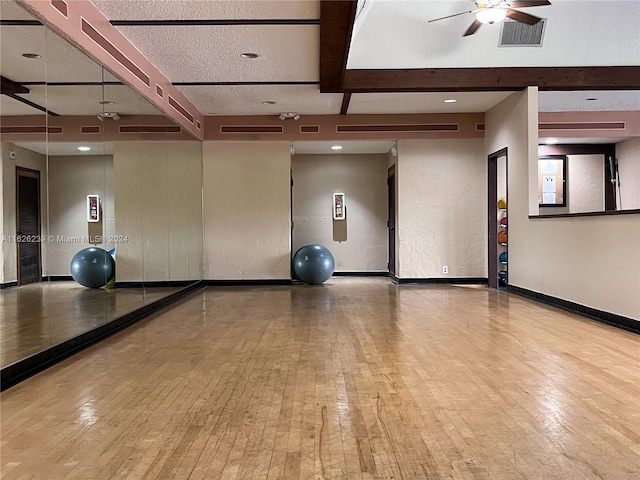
499, 251, 508, 264
70, 247, 115, 288
293, 244, 335, 285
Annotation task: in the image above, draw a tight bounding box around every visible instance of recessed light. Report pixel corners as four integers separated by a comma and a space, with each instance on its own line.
241, 53, 259, 59
262, 101, 276, 105
331, 145, 343, 151
586, 97, 598, 101
99, 100, 115, 105
22, 53, 41, 59
443, 99, 457, 103
78, 146, 91, 151
545, 138, 558, 145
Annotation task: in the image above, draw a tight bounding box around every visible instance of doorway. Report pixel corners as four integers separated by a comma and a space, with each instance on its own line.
387, 166, 396, 278
16, 167, 42, 285
487, 149, 507, 289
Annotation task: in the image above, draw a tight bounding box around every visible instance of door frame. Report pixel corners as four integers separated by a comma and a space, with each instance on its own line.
387, 165, 396, 278
487, 148, 507, 289
15, 166, 42, 285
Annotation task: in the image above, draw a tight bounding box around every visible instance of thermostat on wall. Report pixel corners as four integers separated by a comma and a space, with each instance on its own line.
87, 195, 100, 222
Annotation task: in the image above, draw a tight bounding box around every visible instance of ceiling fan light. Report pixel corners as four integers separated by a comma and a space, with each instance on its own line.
476, 8, 507, 24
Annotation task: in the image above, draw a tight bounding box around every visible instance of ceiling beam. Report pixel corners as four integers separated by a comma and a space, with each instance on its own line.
319, 4, 640, 94
341, 67, 640, 93
1, 76, 29, 95
320, 0, 357, 93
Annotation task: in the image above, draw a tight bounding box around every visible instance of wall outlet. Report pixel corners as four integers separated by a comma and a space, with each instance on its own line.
442, 265, 448, 274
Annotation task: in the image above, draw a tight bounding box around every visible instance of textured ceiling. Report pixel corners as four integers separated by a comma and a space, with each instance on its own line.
292, 140, 395, 155
12, 142, 114, 156
114, 24, 319, 83
1, 0, 638, 131
91, 0, 319, 21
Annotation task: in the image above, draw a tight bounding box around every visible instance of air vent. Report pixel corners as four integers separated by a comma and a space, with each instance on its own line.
499, 19, 546, 47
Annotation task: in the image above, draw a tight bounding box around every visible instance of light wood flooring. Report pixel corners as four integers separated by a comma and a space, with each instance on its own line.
0, 282, 182, 367
1, 278, 638, 479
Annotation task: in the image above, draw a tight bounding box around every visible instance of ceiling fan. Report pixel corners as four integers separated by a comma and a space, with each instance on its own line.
428, 0, 551, 37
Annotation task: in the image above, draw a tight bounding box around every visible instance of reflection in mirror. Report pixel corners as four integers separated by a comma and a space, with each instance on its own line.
1, 2, 203, 372
538, 90, 640, 215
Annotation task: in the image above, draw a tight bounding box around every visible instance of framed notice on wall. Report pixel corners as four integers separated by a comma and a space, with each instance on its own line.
333, 193, 345, 220
538, 156, 566, 207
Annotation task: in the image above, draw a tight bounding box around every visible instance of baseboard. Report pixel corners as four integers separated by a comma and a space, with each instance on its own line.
114, 280, 199, 288
332, 271, 389, 277
508, 284, 639, 335
394, 277, 488, 285
42, 275, 74, 282
0, 281, 18, 290
205, 279, 293, 286
0, 280, 205, 392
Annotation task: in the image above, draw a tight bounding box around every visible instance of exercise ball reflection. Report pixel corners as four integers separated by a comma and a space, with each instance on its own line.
70, 247, 115, 288
293, 244, 335, 285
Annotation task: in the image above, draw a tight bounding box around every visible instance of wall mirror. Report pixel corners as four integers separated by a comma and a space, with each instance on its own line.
1, 1, 203, 372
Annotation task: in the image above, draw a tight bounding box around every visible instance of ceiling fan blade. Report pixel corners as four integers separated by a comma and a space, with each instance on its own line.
463, 19, 483, 36
508, 1, 551, 7
428, 9, 477, 23
506, 9, 542, 25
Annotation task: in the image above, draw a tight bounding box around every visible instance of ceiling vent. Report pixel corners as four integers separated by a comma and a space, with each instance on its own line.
499, 19, 546, 47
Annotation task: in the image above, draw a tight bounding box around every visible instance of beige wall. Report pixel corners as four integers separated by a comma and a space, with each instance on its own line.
486, 89, 639, 321
1, 143, 48, 283
292, 153, 388, 272
396, 138, 486, 279
203, 141, 291, 280
113, 141, 203, 282
616, 137, 640, 210
46, 155, 114, 276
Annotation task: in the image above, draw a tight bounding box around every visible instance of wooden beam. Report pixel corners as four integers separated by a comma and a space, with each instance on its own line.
1, 76, 29, 95
320, 0, 357, 93
341, 67, 640, 93
340, 93, 352, 115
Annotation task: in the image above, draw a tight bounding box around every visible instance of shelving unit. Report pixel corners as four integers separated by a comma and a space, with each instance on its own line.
497, 204, 507, 288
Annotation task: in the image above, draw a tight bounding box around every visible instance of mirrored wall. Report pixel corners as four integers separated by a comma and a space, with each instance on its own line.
1, 9, 203, 371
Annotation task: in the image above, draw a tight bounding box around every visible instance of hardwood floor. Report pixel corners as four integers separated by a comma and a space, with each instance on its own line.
0, 282, 182, 367
1, 278, 638, 479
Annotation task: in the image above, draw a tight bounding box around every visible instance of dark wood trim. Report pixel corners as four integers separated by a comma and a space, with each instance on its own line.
0, 20, 43, 25
395, 277, 488, 285
331, 271, 388, 277
21, 81, 124, 86
340, 67, 640, 92
538, 154, 567, 208
0, 281, 205, 391
0, 282, 18, 290
530, 209, 640, 219
42, 275, 74, 281
4, 93, 59, 116
1, 76, 29, 94
538, 144, 616, 157
174, 81, 319, 86
205, 279, 293, 286
340, 92, 352, 115
538, 143, 616, 210
109, 19, 320, 26
319, 0, 357, 93
488, 147, 508, 290
508, 284, 639, 335
15, 167, 42, 286
114, 280, 198, 288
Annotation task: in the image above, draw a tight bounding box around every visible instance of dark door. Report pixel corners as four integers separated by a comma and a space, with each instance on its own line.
387, 166, 396, 278
16, 167, 42, 285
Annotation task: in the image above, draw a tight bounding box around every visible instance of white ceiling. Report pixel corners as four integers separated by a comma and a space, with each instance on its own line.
91, 0, 319, 21
348, 0, 640, 69
12, 142, 114, 156
538, 90, 640, 112
292, 140, 395, 155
